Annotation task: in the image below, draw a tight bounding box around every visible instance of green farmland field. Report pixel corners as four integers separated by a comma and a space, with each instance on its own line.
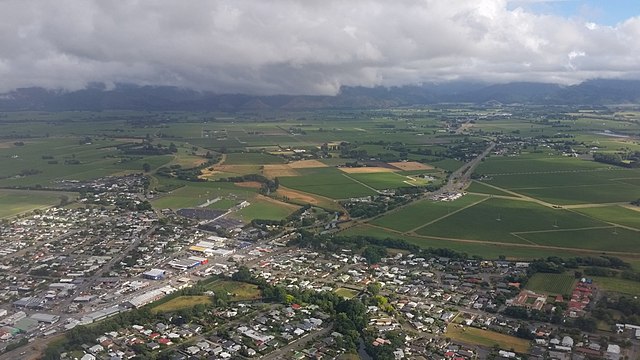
234, 196, 300, 221
224, 152, 286, 165
467, 181, 516, 196
370, 194, 486, 232
278, 168, 376, 199
481, 168, 640, 205
516, 183, 640, 205
477, 154, 608, 175
525, 273, 576, 296
415, 198, 607, 244
518, 227, 640, 252
0, 190, 76, 218
590, 276, 640, 296
0, 137, 175, 187
429, 158, 464, 172
340, 224, 591, 260
151, 182, 255, 209
347, 172, 427, 190
574, 206, 640, 230
485, 168, 636, 188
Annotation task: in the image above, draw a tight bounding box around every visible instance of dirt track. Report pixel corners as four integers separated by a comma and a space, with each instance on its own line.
339, 166, 394, 173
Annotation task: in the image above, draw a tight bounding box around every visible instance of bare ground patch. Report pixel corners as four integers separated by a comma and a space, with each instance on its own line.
622, 205, 640, 213
256, 194, 300, 211
268, 150, 295, 156
275, 187, 342, 211
388, 161, 434, 171
263, 164, 299, 178
198, 167, 222, 180
234, 181, 262, 189
170, 156, 208, 168
339, 166, 396, 174
0, 141, 15, 149
113, 137, 145, 143
213, 165, 260, 174
199, 161, 257, 180
288, 159, 328, 168
276, 187, 322, 205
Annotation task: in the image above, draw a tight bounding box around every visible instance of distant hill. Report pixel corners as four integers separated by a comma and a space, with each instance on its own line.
1, 79, 640, 111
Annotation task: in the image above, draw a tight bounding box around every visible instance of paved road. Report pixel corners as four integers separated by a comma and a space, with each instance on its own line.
439, 141, 496, 194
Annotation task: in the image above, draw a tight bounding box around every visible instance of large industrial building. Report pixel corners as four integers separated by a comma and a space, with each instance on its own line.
124, 286, 176, 308
142, 269, 166, 280
169, 256, 208, 271
30, 313, 60, 324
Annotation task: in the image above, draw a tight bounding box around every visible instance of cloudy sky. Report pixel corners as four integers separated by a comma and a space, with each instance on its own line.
0, 0, 639, 95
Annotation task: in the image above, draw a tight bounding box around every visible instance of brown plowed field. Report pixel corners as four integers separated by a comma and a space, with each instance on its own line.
388, 161, 434, 171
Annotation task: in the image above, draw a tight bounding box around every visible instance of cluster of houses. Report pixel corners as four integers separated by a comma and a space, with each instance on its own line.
566, 279, 595, 318
530, 335, 624, 360
70, 303, 334, 360
60, 320, 207, 360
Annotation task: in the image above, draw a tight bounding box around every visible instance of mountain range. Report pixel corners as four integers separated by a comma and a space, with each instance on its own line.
1, 79, 639, 111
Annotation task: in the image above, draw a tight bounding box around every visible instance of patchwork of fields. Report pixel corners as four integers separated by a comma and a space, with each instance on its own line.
365, 195, 640, 254
278, 166, 438, 199
365, 156, 640, 257
476, 155, 640, 205
2, 109, 640, 264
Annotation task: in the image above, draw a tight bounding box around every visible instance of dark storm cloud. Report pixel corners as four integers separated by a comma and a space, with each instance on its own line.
0, 0, 639, 94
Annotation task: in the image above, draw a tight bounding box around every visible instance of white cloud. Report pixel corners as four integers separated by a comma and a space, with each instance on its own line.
0, 0, 638, 94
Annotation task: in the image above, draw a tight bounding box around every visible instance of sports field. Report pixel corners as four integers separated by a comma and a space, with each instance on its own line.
446, 324, 530, 354
525, 273, 576, 296
151, 296, 212, 313
335, 287, 360, 299
206, 280, 262, 301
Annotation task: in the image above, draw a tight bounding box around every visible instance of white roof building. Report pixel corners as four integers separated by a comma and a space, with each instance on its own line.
607, 344, 621, 354
562, 336, 574, 347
